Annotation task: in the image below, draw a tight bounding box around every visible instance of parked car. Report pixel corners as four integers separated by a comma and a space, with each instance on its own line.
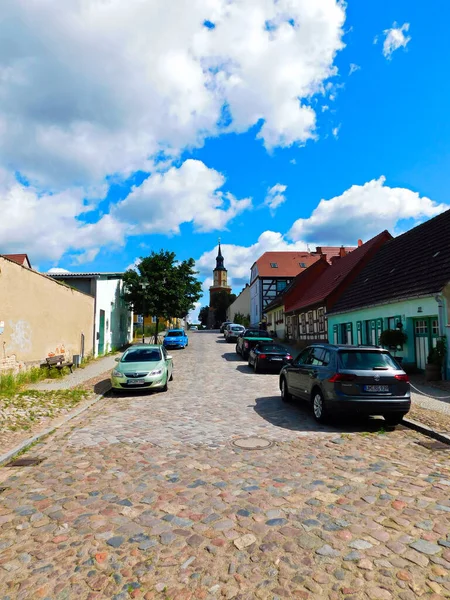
190, 325, 198, 331
163, 329, 188, 349
279, 343, 411, 425
111, 344, 173, 392
220, 321, 232, 333
225, 324, 245, 342
236, 328, 273, 359
248, 342, 293, 373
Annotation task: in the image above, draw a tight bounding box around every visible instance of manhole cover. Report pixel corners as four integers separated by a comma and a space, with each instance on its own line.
5, 457, 45, 467
232, 437, 273, 450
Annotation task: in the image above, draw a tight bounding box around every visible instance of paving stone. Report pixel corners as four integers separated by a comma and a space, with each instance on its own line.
349, 539, 373, 550
106, 537, 124, 548
409, 540, 442, 556
316, 545, 340, 557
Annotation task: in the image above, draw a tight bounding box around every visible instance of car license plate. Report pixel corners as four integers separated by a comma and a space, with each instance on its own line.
364, 385, 389, 392
127, 379, 146, 385
270, 357, 282, 361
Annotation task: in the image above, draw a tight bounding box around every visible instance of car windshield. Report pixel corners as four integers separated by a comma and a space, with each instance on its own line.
167, 331, 183, 337
257, 344, 285, 353
245, 330, 270, 338
122, 348, 161, 362
338, 351, 399, 370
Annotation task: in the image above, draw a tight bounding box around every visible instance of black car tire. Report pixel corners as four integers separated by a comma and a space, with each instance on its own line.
169, 372, 173, 381
312, 389, 327, 423
384, 413, 404, 426
235, 344, 241, 355
280, 377, 292, 402
254, 359, 261, 373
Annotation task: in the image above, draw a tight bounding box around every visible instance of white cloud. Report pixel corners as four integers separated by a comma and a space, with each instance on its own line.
264, 184, 287, 213
379, 23, 411, 59
115, 160, 251, 234
349, 63, 360, 75
0, 0, 346, 191
72, 248, 100, 265
48, 268, 71, 275
289, 176, 447, 244
332, 125, 341, 138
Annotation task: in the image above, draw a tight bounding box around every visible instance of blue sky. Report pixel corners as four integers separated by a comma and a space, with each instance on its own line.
1, 0, 449, 311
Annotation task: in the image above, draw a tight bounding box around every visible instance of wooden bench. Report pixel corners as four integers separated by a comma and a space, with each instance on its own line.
45, 354, 74, 374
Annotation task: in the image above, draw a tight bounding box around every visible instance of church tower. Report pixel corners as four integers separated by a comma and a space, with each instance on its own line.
209, 241, 232, 306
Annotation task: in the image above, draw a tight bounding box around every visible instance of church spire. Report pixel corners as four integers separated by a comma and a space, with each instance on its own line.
215, 238, 226, 271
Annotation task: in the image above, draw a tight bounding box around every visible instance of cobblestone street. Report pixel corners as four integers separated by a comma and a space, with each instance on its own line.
0, 331, 449, 599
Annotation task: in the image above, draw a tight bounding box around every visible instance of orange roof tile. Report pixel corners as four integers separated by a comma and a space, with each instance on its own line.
254, 252, 320, 278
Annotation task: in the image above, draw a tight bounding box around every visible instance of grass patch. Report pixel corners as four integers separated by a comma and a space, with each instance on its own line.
0, 366, 73, 397
0, 389, 90, 433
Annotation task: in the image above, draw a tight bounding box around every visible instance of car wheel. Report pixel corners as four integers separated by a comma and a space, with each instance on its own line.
280, 377, 292, 402
312, 390, 327, 423
254, 359, 261, 373
235, 344, 241, 355
169, 371, 173, 381
383, 413, 404, 427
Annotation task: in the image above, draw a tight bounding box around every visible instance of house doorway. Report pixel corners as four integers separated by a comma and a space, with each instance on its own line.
99, 310, 106, 355
413, 316, 438, 370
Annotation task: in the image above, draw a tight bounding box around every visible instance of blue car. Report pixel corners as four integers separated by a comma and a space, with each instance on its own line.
163, 329, 188, 349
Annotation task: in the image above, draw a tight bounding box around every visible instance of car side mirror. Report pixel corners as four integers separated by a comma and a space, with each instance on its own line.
166, 355, 173, 361
115, 357, 120, 362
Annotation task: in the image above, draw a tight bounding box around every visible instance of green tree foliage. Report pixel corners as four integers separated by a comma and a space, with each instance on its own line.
211, 290, 237, 326
198, 306, 210, 326
234, 312, 251, 327
123, 250, 202, 343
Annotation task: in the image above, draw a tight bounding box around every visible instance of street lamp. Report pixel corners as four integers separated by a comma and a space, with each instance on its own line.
140, 281, 150, 344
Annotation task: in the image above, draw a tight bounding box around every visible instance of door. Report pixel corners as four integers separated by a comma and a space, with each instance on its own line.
98, 310, 106, 355
414, 317, 438, 370
299, 347, 328, 399
287, 348, 311, 397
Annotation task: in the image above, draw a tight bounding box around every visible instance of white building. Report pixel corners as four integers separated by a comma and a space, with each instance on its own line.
227, 284, 250, 323
49, 272, 133, 356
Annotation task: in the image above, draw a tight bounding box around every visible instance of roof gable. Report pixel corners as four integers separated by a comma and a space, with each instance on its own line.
330, 209, 450, 314
285, 231, 392, 313
2, 253, 31, 268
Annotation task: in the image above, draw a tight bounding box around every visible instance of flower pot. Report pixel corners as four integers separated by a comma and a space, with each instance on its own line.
425, 363, 442, 381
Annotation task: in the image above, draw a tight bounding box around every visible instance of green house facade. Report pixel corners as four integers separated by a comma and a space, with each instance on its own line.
326, 209, 450, 379
327, 295, 445, 372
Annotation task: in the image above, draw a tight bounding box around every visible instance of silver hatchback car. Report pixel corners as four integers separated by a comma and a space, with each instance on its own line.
279, 344, 411, 426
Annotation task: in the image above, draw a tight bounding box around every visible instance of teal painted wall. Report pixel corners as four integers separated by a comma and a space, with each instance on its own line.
327, 296, 441, 367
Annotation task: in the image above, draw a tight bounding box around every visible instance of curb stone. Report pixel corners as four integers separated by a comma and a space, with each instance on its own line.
0, 392, 105, 466
402, 417, 450, 447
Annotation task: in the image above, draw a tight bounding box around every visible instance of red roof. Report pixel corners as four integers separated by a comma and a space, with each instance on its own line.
315, 246, 357, 260
285, 231, 392, 313
2, 254, 31, 268
254, 252, 321, 278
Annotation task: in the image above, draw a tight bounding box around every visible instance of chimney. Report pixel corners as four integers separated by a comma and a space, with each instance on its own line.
339, 246, 346, 258
358, 239, 363, 247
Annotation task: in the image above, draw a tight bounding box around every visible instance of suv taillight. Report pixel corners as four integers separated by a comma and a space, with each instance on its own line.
394, 374, 409, 382
329, 373, 357, 382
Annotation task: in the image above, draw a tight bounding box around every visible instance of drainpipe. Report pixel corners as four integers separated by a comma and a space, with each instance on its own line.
435, 294, 447, 379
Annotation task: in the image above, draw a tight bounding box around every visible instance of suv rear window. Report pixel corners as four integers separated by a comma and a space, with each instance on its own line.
245, 330, 270, 338
338, 351, 399, 370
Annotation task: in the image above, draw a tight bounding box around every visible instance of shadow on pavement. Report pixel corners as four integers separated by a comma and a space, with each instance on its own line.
236, 364, 254, 374
222, 352, 241, 362
93, 379, 112, 395
253, 395, 393, 434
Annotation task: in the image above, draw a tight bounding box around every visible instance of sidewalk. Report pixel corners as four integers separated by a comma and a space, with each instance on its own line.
31, 353, 119, 391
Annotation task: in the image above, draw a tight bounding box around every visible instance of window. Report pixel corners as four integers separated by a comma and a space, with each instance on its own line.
270, 262, 278, 268
308, 311, 314, 334
306, 347, 325, 366
299, 262, 307, 268
122, 348, 162, 362
318, 308, 325, 332
167, 331, 183, 337
295, 348, 311, 365
432, 319, 439, 335
301, 313, 306, 334
276, 280, 287, 293
415, 320, 428, 335
387, 316, 401, 330
338, 351, 398, 370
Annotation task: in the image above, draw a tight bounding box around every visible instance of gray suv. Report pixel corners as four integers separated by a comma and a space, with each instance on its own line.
279, 344, 411, 426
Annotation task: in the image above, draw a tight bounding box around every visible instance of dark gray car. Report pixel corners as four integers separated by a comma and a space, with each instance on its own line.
279, 344, 411, 426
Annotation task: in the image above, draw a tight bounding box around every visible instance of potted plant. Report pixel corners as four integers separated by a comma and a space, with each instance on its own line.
425, 337, 447, 381
379, 328, 407, 361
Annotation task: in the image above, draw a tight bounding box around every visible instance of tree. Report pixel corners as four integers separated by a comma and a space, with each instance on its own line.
198, 306, 210, 326
234, 312, 250, 328
123, 250, 202, 343
211, 290, 237, 326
